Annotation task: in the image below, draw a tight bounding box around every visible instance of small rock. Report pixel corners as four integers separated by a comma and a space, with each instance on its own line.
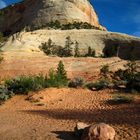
91, 87, 97, 91
34, 102, 46, 106
81, 123, 115, 140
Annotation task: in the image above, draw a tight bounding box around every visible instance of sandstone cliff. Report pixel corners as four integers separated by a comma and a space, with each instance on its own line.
0, 0, 140, 60
0, 0, 104, 34
2, 29, 140, 60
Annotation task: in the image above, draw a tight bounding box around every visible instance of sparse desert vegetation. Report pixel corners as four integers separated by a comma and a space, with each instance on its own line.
0, 1, 140, 139
25, 21, 103, 32
0, 59, 139, 106
0, 44, 139, 140
39, 37, 97, 57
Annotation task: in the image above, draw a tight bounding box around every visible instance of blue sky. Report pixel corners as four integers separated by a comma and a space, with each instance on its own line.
0, 0, 140, 37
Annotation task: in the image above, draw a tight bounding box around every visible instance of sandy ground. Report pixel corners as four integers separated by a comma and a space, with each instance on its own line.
0, 88, 140, 140
0, 52, 140, 140
0, 52, 128, 82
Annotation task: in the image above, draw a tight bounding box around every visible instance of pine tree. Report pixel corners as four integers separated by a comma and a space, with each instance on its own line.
74, 41, 80, 57
87, 46, 92, 56
85, 46, 95, 57
63, 36, 73, 57
56, 61, 68, 86
56, 61, 67, 80
47, 38, 53, 55
46, 61, 68, 87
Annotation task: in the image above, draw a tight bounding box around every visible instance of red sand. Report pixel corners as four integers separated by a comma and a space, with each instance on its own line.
0, 88, 140, 140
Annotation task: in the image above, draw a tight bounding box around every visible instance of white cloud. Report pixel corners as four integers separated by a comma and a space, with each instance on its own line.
0, 0, 6, 9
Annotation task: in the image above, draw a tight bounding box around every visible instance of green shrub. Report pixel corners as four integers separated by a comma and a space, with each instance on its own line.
39, 38, 55, 55
39, 37, 75, 57
61, 22, 99, 30
27, 21, 101, 32
39, 39, 64, 57
108, 95, 134, 104
86, 82, 95, 90
113, 80, 127, 88
93, 79, 109, 90
126, 72, 140, 92
0, 85, 14, 104
47, 20, 61, 29
113, 69, 125, 80
46, 69, 58, 87
113, 61, 140, 92
100, 65, 110, 76
86, 79, 109, 91
5, 74, 47, 94
68, 77, 84, 88
46, 61, 68, 87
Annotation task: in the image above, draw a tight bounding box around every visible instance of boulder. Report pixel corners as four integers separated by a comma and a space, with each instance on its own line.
81, 123, 115, 140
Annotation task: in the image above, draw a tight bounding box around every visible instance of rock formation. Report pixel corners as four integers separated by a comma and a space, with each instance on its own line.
0, 0, 105, 35
81, 123, 115, 140
74, 122, 116, 140
2, 29, 140, 60
0, 0, 140, 60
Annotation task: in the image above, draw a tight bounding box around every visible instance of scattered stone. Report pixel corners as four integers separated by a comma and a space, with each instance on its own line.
81, 123, 115, 140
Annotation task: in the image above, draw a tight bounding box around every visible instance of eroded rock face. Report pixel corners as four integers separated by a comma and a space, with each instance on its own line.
2, 29, 140, 60
0, 0, 104, 34
81, 123, 115, 140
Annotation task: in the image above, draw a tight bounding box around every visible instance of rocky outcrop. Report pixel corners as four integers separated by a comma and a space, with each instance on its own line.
81, 123, 115, 140
0, 0, 105, 35
2, 29, 140, 60
74, 122, 116, 140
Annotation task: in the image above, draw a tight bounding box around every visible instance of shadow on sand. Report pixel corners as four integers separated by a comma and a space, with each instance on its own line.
22, 102, 140, 140
22, 103, 140, 126
52, 131, 80, 140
